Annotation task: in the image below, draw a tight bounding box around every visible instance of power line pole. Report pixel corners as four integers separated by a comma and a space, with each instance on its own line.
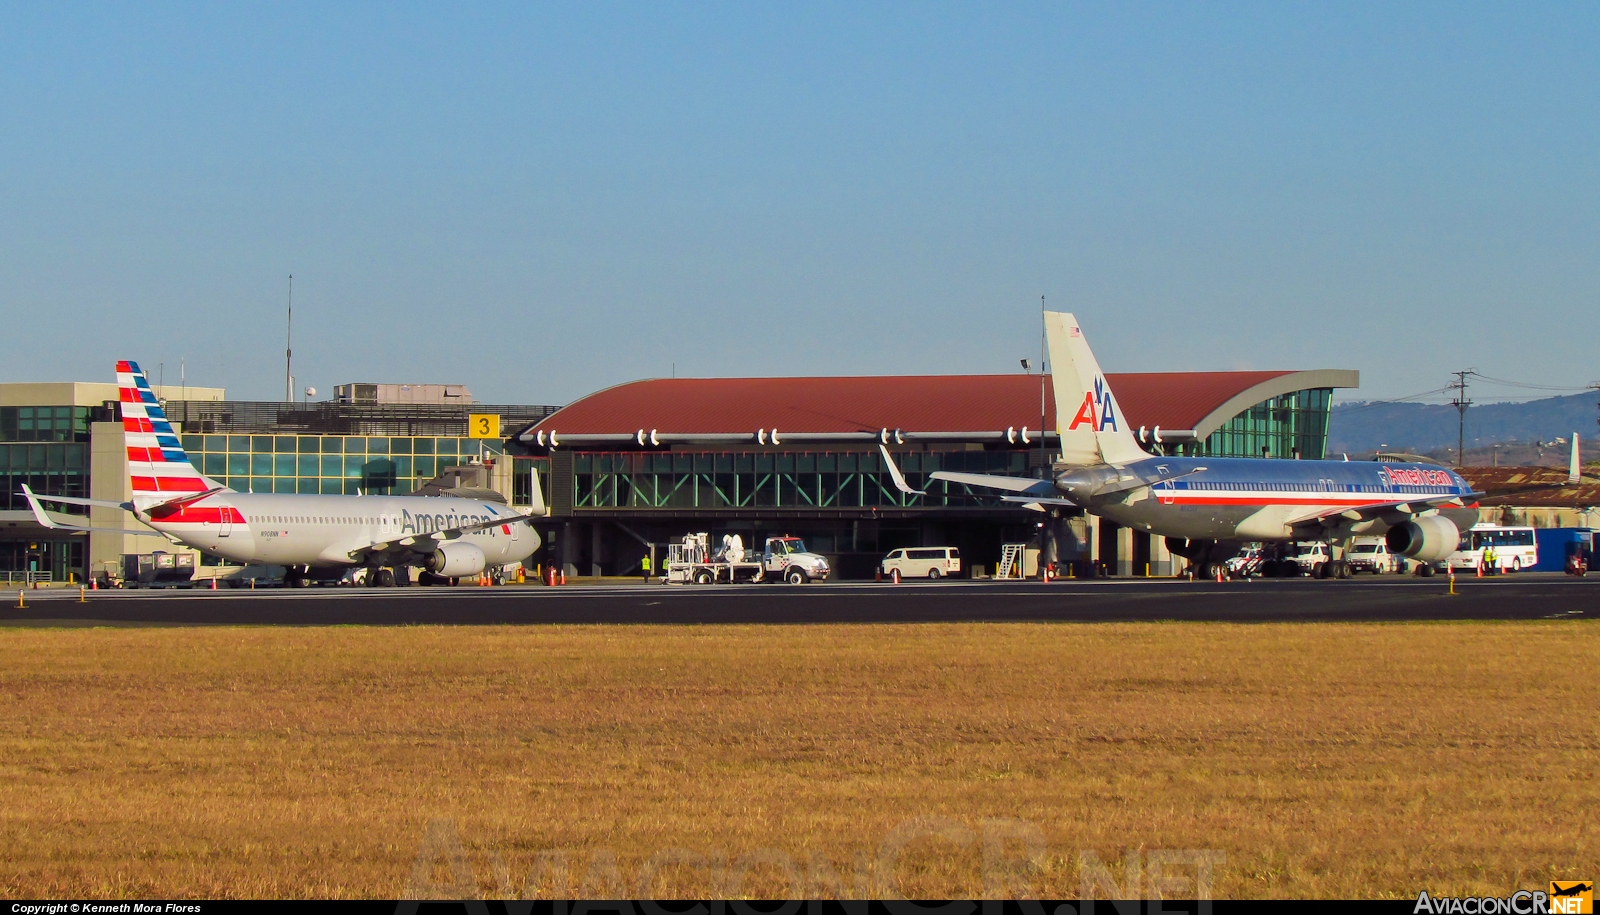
1448, 369, 1476, 467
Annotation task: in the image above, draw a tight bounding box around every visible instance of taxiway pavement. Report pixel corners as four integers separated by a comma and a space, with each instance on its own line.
1, 574, 1594, 626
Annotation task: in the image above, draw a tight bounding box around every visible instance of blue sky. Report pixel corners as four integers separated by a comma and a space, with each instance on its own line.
2, 3, 1595, 405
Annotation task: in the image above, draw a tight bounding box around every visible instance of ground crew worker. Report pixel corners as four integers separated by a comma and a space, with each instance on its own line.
641, 550, 652, 583
1483, 544, 1497, 576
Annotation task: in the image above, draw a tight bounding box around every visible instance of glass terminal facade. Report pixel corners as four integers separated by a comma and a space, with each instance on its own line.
0, 406, 96, 581
179, 434, 499, 495
1189, 388, 1332, 460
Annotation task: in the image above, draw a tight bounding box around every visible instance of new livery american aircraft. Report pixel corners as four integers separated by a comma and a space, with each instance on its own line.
22, 361, 541, 586
882, 312, 1481, 578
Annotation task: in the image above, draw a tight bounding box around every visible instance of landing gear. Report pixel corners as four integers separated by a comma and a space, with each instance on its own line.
375, 568, 395, 587
286, 569, 309, 588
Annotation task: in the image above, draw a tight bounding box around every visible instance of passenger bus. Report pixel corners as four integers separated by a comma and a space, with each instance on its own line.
1447, 524, 1538, 572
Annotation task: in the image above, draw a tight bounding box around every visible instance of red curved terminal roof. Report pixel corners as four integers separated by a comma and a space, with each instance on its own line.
526, 371, 1328, 437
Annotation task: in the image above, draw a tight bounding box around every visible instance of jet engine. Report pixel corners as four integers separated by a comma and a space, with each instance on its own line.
424, 541, 488, 578
1165, 537, 1210, 561
1385, 515, 1461, 562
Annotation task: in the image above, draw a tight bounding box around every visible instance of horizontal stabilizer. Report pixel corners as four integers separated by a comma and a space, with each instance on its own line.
18, 485, 168, 537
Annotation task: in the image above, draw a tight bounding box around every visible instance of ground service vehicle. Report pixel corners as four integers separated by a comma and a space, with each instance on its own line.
880, 547, 961, 579
1448, 524, 1537, 572
1224, 546, 1263, 578
664, 533, 831, 584
1282, 543, 1330, 578
1346, 538, 1401, 574
122, 551, 196, 588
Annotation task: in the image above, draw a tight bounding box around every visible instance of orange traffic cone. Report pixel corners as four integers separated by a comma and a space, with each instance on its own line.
559, 569, 567, 586
891, 568, 900, 584
1215, 565, 1226, 583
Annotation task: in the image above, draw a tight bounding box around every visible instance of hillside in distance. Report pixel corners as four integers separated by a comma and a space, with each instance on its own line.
1328, 391, 1598, 459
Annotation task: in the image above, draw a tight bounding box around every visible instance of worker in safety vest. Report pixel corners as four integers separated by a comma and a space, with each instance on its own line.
1483, 545, 1497, 575
641, 551, 652, 583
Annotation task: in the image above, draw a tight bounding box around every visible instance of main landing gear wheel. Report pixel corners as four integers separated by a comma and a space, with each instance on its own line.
375, 568, 395, 587
785, 567, 807, 584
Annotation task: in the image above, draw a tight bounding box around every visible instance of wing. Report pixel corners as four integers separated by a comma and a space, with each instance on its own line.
349, 510, 536, 561
1286, 493, 1483, 534
883, 446, 1060, 500
930, 471, 1058, 495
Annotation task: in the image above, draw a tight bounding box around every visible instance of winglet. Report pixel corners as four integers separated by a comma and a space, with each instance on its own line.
1569, 433, 1581, 486
19, 484, 61, 529
528, 465, 549, 517
879, 445, 925, 496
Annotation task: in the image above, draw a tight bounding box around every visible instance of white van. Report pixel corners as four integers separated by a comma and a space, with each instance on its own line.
1345, 538, 1400, 574
881, 547, 962, 579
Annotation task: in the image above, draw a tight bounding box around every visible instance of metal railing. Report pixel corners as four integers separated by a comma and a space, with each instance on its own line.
0, 571, 53, 584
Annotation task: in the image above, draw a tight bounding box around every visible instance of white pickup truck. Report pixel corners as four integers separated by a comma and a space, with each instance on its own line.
663, 533, 831, 584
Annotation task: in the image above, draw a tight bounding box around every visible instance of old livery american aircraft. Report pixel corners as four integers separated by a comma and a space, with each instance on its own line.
21, 361, 541, 586
881, 312, 1481, 578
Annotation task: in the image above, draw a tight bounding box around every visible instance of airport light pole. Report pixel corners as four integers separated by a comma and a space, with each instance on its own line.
1039, 296, 1048, 476
285, 274, 294, 403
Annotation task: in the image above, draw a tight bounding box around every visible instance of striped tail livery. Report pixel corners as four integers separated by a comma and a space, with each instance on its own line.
116, 360, 224, 499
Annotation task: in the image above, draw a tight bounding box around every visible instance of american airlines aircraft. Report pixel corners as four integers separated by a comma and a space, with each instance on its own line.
22, 361, 541, 586
882, 312, 1482, 578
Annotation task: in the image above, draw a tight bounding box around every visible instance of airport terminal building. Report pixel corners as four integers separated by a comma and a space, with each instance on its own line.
510, 370, 1358, 579
1, 368, 1356, 583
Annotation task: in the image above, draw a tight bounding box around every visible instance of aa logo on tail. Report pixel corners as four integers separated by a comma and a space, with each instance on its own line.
1068, 377, 1120, 432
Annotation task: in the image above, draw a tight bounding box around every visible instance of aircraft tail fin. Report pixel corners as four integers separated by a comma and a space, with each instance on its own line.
1044, 312, 1148, 466
1569, 433, 1581, 485
116, 360, 229, 502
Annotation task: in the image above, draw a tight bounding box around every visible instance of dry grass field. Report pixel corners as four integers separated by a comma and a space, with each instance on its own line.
0, 621, 1595, 899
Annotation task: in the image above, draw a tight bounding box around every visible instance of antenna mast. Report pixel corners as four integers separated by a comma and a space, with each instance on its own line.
285, 274, 294, 403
